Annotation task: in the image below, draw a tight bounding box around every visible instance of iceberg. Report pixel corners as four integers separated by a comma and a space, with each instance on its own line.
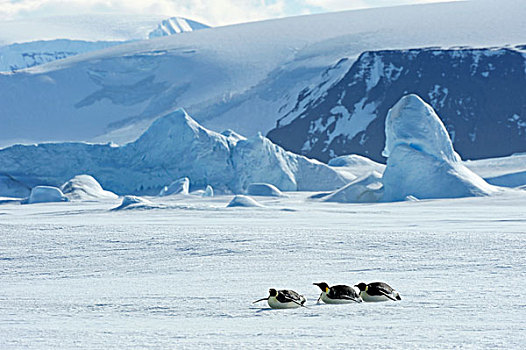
381, 95, 498, 201
61, 175, 118, 200
320, 94, 500, 203
23, 186, 69, 204
159, 177, 190, 196
204, 185, 214, 197
0, 109, 350, 196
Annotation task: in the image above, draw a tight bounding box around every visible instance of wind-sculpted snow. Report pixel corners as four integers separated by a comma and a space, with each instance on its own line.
0, 109, 349, 196
226, 195, 263, 208
111, 195, 158, 211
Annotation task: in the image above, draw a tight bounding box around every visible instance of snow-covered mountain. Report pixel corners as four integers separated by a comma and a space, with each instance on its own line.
0, 14, 208, 45
0, 15, 209, 72
0, 0, 524, 150
0, 109, 351, 197
148, 17, 209, 38
267, 46, 526, 162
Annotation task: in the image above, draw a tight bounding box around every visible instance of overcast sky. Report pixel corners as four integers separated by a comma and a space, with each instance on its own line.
0, 0, 463, 26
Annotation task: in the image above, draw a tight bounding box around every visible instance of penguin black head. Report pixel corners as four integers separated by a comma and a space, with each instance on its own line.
313, 282, 330, 292
268, 288, 278, 297
355, 282, 367, 292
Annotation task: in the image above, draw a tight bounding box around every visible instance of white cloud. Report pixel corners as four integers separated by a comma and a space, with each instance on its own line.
305, 0, 463, 11
0, 0, 464, 26
0, 0, 290, 25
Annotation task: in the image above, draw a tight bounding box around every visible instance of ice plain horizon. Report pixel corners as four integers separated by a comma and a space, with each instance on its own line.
1, 192, 525, 348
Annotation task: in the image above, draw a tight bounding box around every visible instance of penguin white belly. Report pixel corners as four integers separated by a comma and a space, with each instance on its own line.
320, 293, 355, 304
268, 297, 301, 309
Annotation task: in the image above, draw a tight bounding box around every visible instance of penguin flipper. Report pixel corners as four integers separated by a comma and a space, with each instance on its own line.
377, 290, 398, 301
340, 295, 362, 302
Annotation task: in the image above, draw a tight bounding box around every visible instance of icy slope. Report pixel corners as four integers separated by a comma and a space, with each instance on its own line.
0, 0, 524, 148
0, 109, 350, 196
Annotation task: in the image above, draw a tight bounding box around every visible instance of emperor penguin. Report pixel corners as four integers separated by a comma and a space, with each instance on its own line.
253, 288, 306, 309
313, 282, 362, 304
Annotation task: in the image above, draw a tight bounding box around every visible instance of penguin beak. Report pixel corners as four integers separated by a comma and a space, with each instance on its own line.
252, 297, 268, 304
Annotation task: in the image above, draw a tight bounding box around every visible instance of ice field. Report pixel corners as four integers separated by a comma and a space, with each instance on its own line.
1, 192, 525, 348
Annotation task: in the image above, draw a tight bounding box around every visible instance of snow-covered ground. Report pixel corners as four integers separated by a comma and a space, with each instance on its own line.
1, 192, 525, 348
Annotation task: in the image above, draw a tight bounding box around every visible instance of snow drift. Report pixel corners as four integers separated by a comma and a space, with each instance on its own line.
0, 109, 350, 196
112, 195, 157, 211
227, 195, 263, 208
